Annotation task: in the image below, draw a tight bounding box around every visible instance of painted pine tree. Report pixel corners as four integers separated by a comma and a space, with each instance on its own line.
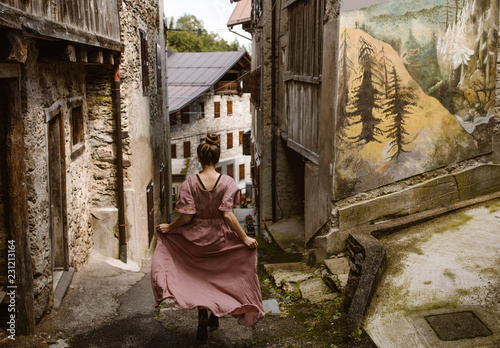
384, 66, 416, 161
338, 29, 355, 134
347, 37, 383, 144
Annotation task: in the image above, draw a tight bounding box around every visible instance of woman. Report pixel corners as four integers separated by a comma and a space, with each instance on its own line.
151, 133, 265, 341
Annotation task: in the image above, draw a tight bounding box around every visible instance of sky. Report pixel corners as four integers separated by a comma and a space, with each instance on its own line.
163, 0, 251, 49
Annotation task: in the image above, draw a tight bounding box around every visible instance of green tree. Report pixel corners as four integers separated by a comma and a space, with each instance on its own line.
166, 14, 242, 52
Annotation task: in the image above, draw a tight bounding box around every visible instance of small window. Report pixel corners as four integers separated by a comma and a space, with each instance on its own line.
140, 30, 149, 96
239, 131, 244, 146
183, 141, 191, 158
71, 106, 84, 146
214, 102, 220, 118
227, 132, 233, 149
215, 167, 222, 174
227, 163, 234, 179
170, 113, 177, 126
147, 181, 154, 245
171, 144, 177, 158
199, 102, 205, 118
227, 100, 233, 116
181, 107, 189, 124
239, 164, 245, 181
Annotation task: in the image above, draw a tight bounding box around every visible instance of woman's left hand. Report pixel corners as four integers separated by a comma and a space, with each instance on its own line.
156, 224, 170, 234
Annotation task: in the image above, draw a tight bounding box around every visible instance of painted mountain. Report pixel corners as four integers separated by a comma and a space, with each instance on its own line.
334, 0, 498, 199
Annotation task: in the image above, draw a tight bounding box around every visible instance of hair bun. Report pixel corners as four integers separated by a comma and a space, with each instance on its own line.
205, 133, 220, 147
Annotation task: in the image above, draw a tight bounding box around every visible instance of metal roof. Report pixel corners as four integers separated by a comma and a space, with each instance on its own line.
168, 51, 247, 113
227, 0, 252, 28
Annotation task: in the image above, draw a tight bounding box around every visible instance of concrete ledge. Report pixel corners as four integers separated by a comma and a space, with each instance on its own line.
53, 267, 75, 310
343, 190, 500, 334
338, 164, 500, 230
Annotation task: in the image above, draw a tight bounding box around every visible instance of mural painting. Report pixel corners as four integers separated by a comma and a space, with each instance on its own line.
334, 0, 498, 199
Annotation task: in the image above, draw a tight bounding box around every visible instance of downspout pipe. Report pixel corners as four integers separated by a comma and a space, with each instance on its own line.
113, 63, 127, 263
271, 0, 277, 222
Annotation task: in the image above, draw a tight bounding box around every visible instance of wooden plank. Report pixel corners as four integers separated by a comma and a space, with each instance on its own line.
0, 63, 19, 78
88, 49, 103, 64
3, 78, 35, 334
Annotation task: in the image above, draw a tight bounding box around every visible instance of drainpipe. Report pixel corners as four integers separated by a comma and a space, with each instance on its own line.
271, 0, 277, 222
113, 63, 127, 263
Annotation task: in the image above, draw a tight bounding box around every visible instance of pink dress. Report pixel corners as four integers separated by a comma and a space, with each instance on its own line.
151, 174, 265, 328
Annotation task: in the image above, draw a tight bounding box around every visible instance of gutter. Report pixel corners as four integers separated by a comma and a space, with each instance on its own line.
113, 63, 127, 263
271, 0, 277, 222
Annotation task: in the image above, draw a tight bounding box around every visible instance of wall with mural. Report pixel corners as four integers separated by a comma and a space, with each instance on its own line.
334, 0, 498, 199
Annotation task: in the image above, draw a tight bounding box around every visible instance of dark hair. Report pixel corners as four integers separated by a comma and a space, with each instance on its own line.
197, 133, 220, 166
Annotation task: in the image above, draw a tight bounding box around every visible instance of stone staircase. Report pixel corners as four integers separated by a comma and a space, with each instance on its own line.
263, 256, 350, 303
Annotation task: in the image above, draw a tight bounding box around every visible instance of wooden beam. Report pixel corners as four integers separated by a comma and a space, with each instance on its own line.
77, 46, 88, 63
3, 78, 36, 335
107, 52, 114, 66
88, 49, 103, 64
66, 45, 76, 62
0, 30, 27, 63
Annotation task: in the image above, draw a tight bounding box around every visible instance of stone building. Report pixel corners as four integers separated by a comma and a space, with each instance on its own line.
245, 0, 500, 260
168, 50, 252, 193
0, 0, 169, 334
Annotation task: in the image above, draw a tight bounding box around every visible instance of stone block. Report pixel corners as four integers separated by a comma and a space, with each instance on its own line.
299, 278, 338, 303
339, 174, 460, 229
314, 227, 348, 259
454, 164, 500, 201
337, 273, 349, 288
91, 207, 119, 259
324, 257, 349, 275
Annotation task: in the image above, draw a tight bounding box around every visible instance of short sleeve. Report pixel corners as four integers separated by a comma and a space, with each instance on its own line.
219, 178, 241, 212
175, 178, 196, 214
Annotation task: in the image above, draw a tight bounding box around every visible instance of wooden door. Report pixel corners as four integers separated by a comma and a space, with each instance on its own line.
47, 113, 68, 270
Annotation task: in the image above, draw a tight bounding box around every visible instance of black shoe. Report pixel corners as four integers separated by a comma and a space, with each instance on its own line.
208, 313, 219, 330
197, 309, 208, 341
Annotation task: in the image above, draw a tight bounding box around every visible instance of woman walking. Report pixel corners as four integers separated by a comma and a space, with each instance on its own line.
151, 133, 265, 341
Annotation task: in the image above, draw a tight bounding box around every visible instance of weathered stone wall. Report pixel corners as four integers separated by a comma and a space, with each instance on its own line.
117, 0, 165, 263
21, 40, 94, 320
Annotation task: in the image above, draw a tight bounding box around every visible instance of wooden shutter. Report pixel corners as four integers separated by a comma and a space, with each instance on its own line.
199, 102, 205, 118
227, 163, 234, 179
214, 102, 220, 118
216, 167, 222, 174
183, 141, 191, 158
140, 30, 149, 95
239, 131, 244, 145
239, 164, 245, 181
227, 132, 233, 149
227, 100, 233, 115
171, 144, 176, 158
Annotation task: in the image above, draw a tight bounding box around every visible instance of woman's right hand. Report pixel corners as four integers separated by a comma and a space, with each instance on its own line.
243, 236, 258, 249
156, 224, 170, 234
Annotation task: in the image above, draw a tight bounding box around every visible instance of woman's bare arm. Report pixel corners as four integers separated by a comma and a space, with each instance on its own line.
222, 211, 258, 249
156, 214, 193, 234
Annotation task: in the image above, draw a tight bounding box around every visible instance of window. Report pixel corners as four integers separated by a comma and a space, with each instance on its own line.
147, 181, 154, 245
183, 141, 191, 158
227, 132, 233, 149
239, 131, 244, 146
227, 100, 233, 116
214, 102, 220, 118
181, 107, 189, 124
170, 113, 177, 126
71, 106, 84, 146
239, 164, 245, 181
227, 163, 234, 179
171, 144, 176, 158
140, 30, 149, 95
215, 167, 222, 174
199, 102, 205, 118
